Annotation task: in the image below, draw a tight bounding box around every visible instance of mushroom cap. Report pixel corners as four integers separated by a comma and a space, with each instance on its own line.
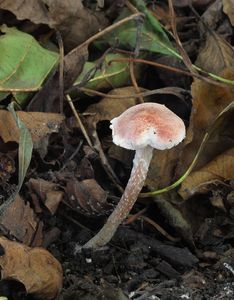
110, 102, 186, 150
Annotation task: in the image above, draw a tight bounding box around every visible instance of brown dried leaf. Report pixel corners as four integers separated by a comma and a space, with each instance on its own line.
0, 0, 107, 50
223, 0, 234, 26
27, 178, 57, 201
0, 0, 52, 24
45, 191, 63, 215
177, 68, 234, 175
65, 178, 112, 216
0, 111, 64, 144
27, 178, 63, 215
179, 148, 234, 199
0, 236, 63, 300
0, 195, 43, 246
198, 1, 232, 39
85, 86, 139, 124
196, 34, 234, 74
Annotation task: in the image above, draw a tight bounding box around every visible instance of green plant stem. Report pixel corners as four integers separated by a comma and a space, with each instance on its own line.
139, 133, 209, 198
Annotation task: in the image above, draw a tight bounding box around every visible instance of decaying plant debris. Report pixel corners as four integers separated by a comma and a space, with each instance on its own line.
0, 0, 233, 299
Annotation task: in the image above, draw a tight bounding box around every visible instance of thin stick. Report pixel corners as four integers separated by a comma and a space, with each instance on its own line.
129, 60, 144, 103
66, 94, 93, 149
168, 0, 196, 74
79, 86, 189, 101
110, 57, 233, 88
126, 0, 139, 14
140, 215, 180, 243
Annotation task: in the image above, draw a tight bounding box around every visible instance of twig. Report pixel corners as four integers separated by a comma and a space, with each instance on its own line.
61, 140, 83, 171
139, 215, 180, 243
91, 129, 124, 193
129, 60, 144, 103
110, 57, 233, 88
66, 94, 93, 149
76, 47, 115, 88
168, 0, 196, 74
78, 86, 190, 103
126, 0, 139, 14
125, 0, 144, 57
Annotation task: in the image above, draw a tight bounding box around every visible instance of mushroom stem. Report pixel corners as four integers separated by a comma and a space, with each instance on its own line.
83, 146, 153, 249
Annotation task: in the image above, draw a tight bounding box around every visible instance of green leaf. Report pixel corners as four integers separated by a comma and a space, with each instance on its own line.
74, 53, 133, 90
100, 8, 178, 58
0, 103, 33, 212
8, 103, 33, 194
0, 25, 59, 101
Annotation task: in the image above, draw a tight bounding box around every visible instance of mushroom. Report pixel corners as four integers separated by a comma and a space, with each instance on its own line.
83, 102, 186, 249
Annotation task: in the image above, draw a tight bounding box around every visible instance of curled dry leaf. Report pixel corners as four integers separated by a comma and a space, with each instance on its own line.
44, 191, 64, 215
65, 178, 112, 216
0, 195, 43, 246
177, 68, 234, 175
198, 0, 232, 38
27, 178, 63, 215
0, 236, 63, 300
179, 147, 234, 199
0, 0, 108, 50
196, 33, 234, 74
0, 111, 64, 145
85, 86, 139, 125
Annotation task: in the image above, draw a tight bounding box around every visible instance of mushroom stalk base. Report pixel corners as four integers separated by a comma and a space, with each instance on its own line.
83, 146, 153, 249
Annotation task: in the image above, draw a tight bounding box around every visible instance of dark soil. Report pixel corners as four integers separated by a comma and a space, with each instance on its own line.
52, 208, 234, 300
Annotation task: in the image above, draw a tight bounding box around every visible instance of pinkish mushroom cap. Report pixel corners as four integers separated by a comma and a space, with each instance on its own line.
110, 102, 186, 151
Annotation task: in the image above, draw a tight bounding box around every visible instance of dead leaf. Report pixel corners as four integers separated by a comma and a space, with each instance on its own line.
0, 236, 63, 300
223, 0, 234, 26
27, 178, 63, 215
179, 147, 234, 199
65, 178, 112, 216
0, 110, 64, 144
177, 68, 234, 175
85, 86, 139, 124
45, 191, 63, 215
0, 0, 52, 25
0, 195, 43, 246
196, 34, 234, 74
0, 0, 108, 50
198, 0, 232, 39
27, 178, 58, 201
48, 1, 108, 50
